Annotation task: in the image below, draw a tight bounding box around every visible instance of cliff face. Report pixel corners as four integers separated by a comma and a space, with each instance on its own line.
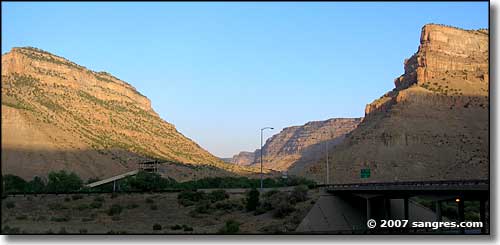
303, 24, 489, 184
230, 118, 362, 172
1, 47, 256, 180
230, 151, 256, 166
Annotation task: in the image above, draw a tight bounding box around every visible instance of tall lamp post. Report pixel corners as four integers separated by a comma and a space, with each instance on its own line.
260, 127, 274, 190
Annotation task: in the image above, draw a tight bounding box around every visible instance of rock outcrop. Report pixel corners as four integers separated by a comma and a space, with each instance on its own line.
303, 24, 489, 184
230, 118, 362, 172
1, 47, 259, 180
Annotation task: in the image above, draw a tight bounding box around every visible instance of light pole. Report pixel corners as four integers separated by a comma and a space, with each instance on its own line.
260, 127, 273, 190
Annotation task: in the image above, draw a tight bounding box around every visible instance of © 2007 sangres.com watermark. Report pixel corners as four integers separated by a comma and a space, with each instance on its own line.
366, 219, 483, 230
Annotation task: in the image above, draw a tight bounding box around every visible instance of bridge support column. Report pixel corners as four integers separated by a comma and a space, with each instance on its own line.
458, 197, 465, 234
113, 180, 116, 192
384, 198, 391, 219
366, 198, 372, 221
403, 197, 409, 220
480, 199, 486, 234
435, 201, 442, 222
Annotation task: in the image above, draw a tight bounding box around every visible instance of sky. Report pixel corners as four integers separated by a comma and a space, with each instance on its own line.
2, 2, 488, 158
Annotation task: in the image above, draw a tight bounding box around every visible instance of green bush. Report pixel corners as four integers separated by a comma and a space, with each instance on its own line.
2, 175, 28, 193
89, 201, 103, 209
74, 204, 90, 211
153, 223, 162, 230
72, 194, 84, 200
218, 220, 240, 234
126, 203, 139, 209
208, 190, 229, 203
6, 201, 15, 209
194, 200, 212, 214
245, 189, 260, 211
177, 190, 206, 206
46, 170, 83, 193
272, 193, 295, 218
170, 224, 182, 230
51, 215, 70, 222
183, 224, 193, 232
15, 215, 28, 220
48, 203, 68, 210
107, 204, 123, 216
289, 185, 308, 204
94, 196, 105, 202
215, 199, 243, 212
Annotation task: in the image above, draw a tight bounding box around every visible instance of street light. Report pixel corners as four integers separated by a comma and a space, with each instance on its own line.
260, 127, 274, 190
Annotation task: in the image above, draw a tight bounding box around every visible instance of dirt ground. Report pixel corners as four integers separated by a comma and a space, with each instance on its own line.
1, 188, 319, 234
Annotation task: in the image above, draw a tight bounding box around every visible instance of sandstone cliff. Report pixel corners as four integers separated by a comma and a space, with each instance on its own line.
230, 118, 362, 172
1, 47, 259, 180
302, 24, 489, 184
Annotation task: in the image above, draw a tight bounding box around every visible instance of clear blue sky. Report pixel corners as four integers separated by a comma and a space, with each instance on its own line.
2, 2, 488, 158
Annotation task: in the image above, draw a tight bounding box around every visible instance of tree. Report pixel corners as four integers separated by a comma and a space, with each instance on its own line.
46, 170, 83, 193
2, 174, 28, 193
27, 176, 46, 193
246, 188, 260, 211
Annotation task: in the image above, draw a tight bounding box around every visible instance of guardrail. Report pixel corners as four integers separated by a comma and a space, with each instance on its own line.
321, 179, 489, 191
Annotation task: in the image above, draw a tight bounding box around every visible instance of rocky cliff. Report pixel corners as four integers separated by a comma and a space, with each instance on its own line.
302, 24, 489, 184
1, 47, 258, 180
230, 118, 362, 172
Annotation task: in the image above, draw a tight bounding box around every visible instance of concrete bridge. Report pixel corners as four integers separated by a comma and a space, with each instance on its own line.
297, 180, 489, 234
85, 160, 162, 191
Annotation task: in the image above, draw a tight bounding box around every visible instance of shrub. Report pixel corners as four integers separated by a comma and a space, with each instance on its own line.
75, 204, 90, 211
218, 220, 240, 234
3, 226, 21, 234
215, 199, 243, 212
170, 224, 183, 230
208, 190, 229, 203
51, 215, 70, 222
6, 201, 15, 209
194, 200, 212, 214
94, 196, 105, 202
126, 203, 139, 209
245, 189, 260, 211
46, 170, 83, 193
72, 194, 84, 200
177, 190, 206, 206
58, 227, 68, 234
2, 175, 28, 193
272, 194, 295, 218
153, 223, 162, 230
107, 204, 123, 216
81, 217, 94, 222
48, 203, 68, 210
27, 176, 46, 193
15, 215, 28, 220
289, 185, 308, 204
89, 201, 103, 209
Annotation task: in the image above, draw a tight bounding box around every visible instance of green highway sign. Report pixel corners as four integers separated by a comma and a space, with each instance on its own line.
360, 169, 371, 178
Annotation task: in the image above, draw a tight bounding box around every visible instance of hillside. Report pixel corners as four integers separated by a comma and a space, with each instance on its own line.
231, 118, 362, 173
301, 24, 489, 184
1, 47, 257, 180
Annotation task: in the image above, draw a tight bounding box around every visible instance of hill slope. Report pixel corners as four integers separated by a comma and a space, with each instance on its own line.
1, 47, 255, 180
301, 24, 489, 184
231, 118, 362, 173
